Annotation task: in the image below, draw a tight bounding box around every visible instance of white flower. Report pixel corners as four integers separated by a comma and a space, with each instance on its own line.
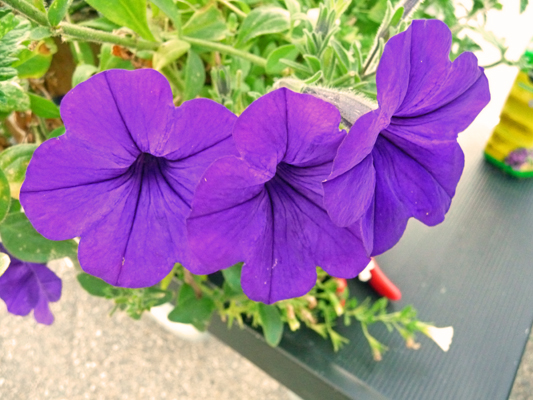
358, 258, 377, 282
423, 325, 454, 352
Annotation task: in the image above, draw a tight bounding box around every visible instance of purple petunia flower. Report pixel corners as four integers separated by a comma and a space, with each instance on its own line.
323, 20, 490, 256
186, 88, 370, 304
20, 69, 237, 288
0, 244, 62, 325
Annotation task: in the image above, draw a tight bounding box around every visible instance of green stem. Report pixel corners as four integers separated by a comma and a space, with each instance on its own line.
183, 37, 267, 68
59, 22, 160, 50
218, 0, 247, 18
482, 58, 506, 69
3, 0, 50, 26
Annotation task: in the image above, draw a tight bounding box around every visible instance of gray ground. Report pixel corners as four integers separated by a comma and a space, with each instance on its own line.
0, 259, 531, 400
0, 261, 293, 400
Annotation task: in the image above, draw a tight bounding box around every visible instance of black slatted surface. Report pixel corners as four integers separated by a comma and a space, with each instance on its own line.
209, 126, 533, 400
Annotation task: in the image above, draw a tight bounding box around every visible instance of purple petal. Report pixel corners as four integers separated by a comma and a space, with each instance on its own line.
375, 27, 411, 116
60, 71, 144, 161
323, 154, 375, 228
30, 263, 62, 302
85, 69, 175, 155
369, 135, 463, 255
187, 156, 272, 274
326, 109, 386, 180
188, 156, 369, 303
30, 263, 61, 325
233, 88, 345, 172
21, 138, 134, 240
22, 70, 238, 287
160, 98, 238, 208
0, 256, 62, 324
242, 172, 369, 303
323, 109, 385, 228
188, 89, 370, 302
325, 19, 489, 256
162, 98, 238, 161
389, 70, 490, 140
0, 263, 38, 316
77, 155, 185, 287
382, 125, 465, 198
377, 20, 489, 118
282, 89, 345, 167
357, 197, 374, 255
33, 294, 54, 325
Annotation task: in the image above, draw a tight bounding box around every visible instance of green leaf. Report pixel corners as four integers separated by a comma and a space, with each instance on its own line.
221, 263, 243, 293
183, 50, 205, 101
279, 58, 310, 74
7, 198, 21, 214
303, 70, 322, 84
182, 5, 227, 41
0, 212, 78, 263
77, 272, 116, 297
47, 125, 66, 139
331, 40, 350, 74
28, 93, 60, 119
351, 42, 362, 72
368, 0, 388, 24
13, 50, 52, 79
236, 7, 290, 45
12, 39, 57, 79
48, 0, 73, 26
258, 303, 283, 347
303, 54, 321, 73
29, 26, 52, 41
321, 46, 336, 82
0, 144, 37, 199
32, 0, 47, 13
0, 12, 31, 84
167, 284, 215, 331
390, 6, 404, 26
265, 44, 299, 75
0, 168, 11, 223
151, 0, 180, 26
84, 0, 155, 41
153, 39, 190, 70
0, 252, 10, 277
0, 81, 30, 114
520, 0, 528, 13
72, 64, 98, 87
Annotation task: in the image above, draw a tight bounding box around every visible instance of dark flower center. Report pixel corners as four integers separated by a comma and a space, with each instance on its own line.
129, 152, 169, 183
136, 152, 164, 168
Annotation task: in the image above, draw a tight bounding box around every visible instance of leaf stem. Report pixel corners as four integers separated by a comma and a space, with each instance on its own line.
3, 0, 50, 26
217, 0, 247, 19
59, 22, 160, 50
183, 36, 267, 68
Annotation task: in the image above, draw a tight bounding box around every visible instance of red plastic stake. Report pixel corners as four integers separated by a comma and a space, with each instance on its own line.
368, 263, 402, 301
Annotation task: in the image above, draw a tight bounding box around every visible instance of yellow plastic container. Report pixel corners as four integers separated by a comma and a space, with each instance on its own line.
485, 49, 533, 177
